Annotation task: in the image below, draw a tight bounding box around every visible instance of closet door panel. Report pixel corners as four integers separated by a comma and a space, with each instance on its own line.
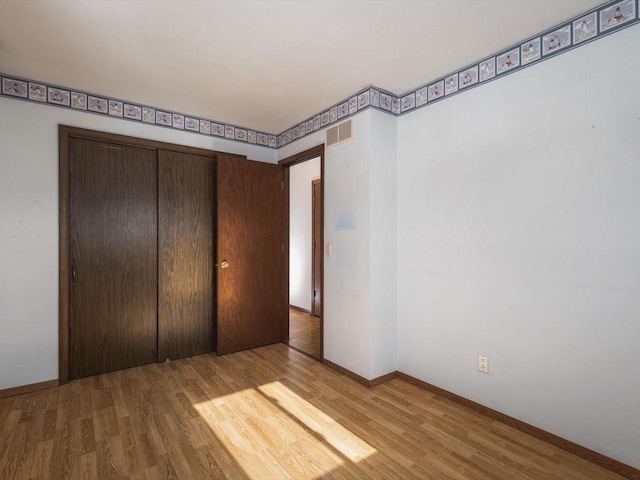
217, 154, 284, 354
158, 150, 216, 360
69, 138, 158, 380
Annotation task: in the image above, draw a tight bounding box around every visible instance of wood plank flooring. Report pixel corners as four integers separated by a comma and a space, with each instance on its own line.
289, 308, 321, 359
0, 344, 626, 479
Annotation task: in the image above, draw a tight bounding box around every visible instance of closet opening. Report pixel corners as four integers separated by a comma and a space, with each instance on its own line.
58, 126, 285, 384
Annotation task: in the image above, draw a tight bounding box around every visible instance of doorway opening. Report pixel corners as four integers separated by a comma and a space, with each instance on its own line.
279, 145, 324, 361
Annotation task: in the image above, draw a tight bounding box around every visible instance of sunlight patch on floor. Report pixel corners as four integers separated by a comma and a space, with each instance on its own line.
194, 381, 376, 479
258, 381, 377, 461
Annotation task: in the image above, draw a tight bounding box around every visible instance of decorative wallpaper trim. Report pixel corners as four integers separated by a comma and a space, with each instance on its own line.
275, 85, 399, 148
1, 0, 637, 150
0, 74, 278, 149
276, 0, 639, 148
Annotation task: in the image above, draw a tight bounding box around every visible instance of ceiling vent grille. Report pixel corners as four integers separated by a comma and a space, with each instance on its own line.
326, 119, 353, 147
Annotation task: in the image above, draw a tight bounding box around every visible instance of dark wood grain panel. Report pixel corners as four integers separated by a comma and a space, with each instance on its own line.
59, 126, 228, 384
58, 128, 70, 385
217, 155, 284, 354
69, 138, 158, 379
282, 167, 291, 344
158, 150, 216, 361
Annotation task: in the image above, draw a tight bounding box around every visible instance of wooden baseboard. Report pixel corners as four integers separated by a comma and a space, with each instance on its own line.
0, 379, 58, 399
323, 359, 371, 386
395, 373, 639, 479
322, 359, 397, 388
320, 361, 639, 479
289, 304, 312, 315
369, 371, 398, 386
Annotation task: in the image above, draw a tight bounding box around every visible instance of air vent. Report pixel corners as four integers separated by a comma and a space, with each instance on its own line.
326, 119, 353, 147
327, 125, 339, 146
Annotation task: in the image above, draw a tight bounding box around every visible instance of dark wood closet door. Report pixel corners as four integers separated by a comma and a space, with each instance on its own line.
69, 138, 157, 380
217, 155, 284, 354
158, 150, 216, 361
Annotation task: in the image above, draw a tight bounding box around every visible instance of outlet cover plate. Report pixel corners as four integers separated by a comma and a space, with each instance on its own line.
478, 355, 489, 374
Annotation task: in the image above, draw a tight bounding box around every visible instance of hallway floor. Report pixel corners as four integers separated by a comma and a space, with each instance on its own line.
288, 308, 321, 359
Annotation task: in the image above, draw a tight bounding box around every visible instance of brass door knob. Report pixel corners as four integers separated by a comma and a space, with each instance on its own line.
220, 260, 229, 269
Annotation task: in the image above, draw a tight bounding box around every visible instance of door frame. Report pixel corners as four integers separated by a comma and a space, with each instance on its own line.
278, 144, 325, 361
311, 178, 322, 317
58, 125, 237, 384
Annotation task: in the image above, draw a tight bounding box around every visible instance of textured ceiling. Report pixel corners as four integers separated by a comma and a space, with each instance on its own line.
0, 0, 604, 133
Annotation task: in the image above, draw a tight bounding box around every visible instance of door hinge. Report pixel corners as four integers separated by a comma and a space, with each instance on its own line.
314, 290, 316, 298
282, 181, 284, 190
281, 243, 284, 252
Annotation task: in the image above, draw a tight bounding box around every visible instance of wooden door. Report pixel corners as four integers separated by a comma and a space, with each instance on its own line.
217, 155, 284, 354
69, 138, 157, 380
158, 150, 216, 361
312, 179, 322, 316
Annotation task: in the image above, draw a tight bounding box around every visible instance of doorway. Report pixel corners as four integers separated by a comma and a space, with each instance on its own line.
280, 145, 324, 360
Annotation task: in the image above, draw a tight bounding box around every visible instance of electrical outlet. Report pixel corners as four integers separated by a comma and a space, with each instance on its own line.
478, 355, 489, 374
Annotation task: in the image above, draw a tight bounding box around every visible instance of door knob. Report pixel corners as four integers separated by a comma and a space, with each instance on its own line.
220, 260, 229, 269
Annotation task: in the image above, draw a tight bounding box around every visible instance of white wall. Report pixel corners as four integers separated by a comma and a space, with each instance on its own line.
289, 157, 321, 311
280, 109, 398, 380
0, 98, 276, 391
368, 111, 397, 379
397, 26, 640, 469
280, 113, 373, 379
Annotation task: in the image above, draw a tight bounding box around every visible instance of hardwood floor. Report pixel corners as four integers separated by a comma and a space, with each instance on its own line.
0, 344, 627, 480
289, 308, 321, 359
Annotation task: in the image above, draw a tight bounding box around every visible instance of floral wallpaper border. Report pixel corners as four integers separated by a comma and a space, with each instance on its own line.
1, 0, 637, 150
